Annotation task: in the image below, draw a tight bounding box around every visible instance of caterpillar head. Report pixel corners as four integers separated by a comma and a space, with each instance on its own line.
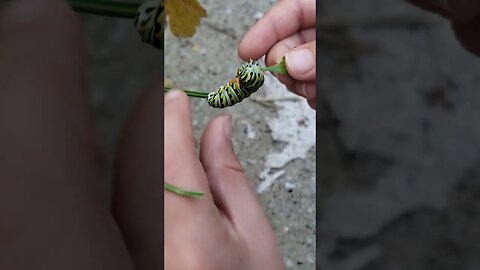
207, 92, 216, 106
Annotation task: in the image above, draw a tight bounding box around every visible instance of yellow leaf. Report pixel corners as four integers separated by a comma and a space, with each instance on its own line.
165, 0, 207, 37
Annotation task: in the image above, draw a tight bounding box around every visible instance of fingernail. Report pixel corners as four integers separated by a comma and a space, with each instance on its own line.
285, 49, 315, 75
223, 115, 232, 140
165, 90, 182, 102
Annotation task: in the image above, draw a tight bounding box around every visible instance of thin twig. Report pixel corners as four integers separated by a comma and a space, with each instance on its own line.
164, 86, 209, 99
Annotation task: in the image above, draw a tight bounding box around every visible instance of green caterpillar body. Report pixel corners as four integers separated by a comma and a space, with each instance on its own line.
207, 79, 251, 108
134, 0, 164, 50
207, 60, 265, 108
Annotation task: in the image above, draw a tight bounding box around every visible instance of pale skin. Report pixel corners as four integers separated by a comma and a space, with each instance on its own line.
163, 90, 286, 270
0, 0, 478, 269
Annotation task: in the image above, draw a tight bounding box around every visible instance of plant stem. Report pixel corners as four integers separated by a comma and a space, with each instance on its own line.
164, 86, 209, 99
67, 0, 139, 18
164, 183, 205, 198
261, 56, 289, 76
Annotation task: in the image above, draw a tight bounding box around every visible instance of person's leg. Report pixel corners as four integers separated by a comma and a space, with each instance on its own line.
0, 1, 133, 269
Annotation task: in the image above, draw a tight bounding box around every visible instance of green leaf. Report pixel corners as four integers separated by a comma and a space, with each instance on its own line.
164, 183, 205, 198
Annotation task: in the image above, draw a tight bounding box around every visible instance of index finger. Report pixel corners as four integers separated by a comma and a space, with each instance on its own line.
164, 91, 213, 204
238, 0, 316, 61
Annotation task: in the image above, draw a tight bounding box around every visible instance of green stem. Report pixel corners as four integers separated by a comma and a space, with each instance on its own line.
164, 183, 205, 198
67, 0, 139, 18
261, 56, 289, 76
164, 86, 210, 99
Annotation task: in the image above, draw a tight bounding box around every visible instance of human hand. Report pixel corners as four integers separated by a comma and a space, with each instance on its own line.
238, 0, 316, 109
162, 90, 286, 270
408, 0, 480, 56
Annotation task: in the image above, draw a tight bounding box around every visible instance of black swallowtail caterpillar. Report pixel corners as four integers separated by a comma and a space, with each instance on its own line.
207, 60, 265, 108
134, 0, 165, 50
236, 59, 265, 92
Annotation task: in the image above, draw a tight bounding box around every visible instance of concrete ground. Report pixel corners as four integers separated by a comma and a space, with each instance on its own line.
80, 0, 316, 269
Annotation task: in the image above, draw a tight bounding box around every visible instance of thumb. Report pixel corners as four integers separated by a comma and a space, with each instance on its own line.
199, 116, 278, 242
285, 40, 316, 81
199, 115, 284, 268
